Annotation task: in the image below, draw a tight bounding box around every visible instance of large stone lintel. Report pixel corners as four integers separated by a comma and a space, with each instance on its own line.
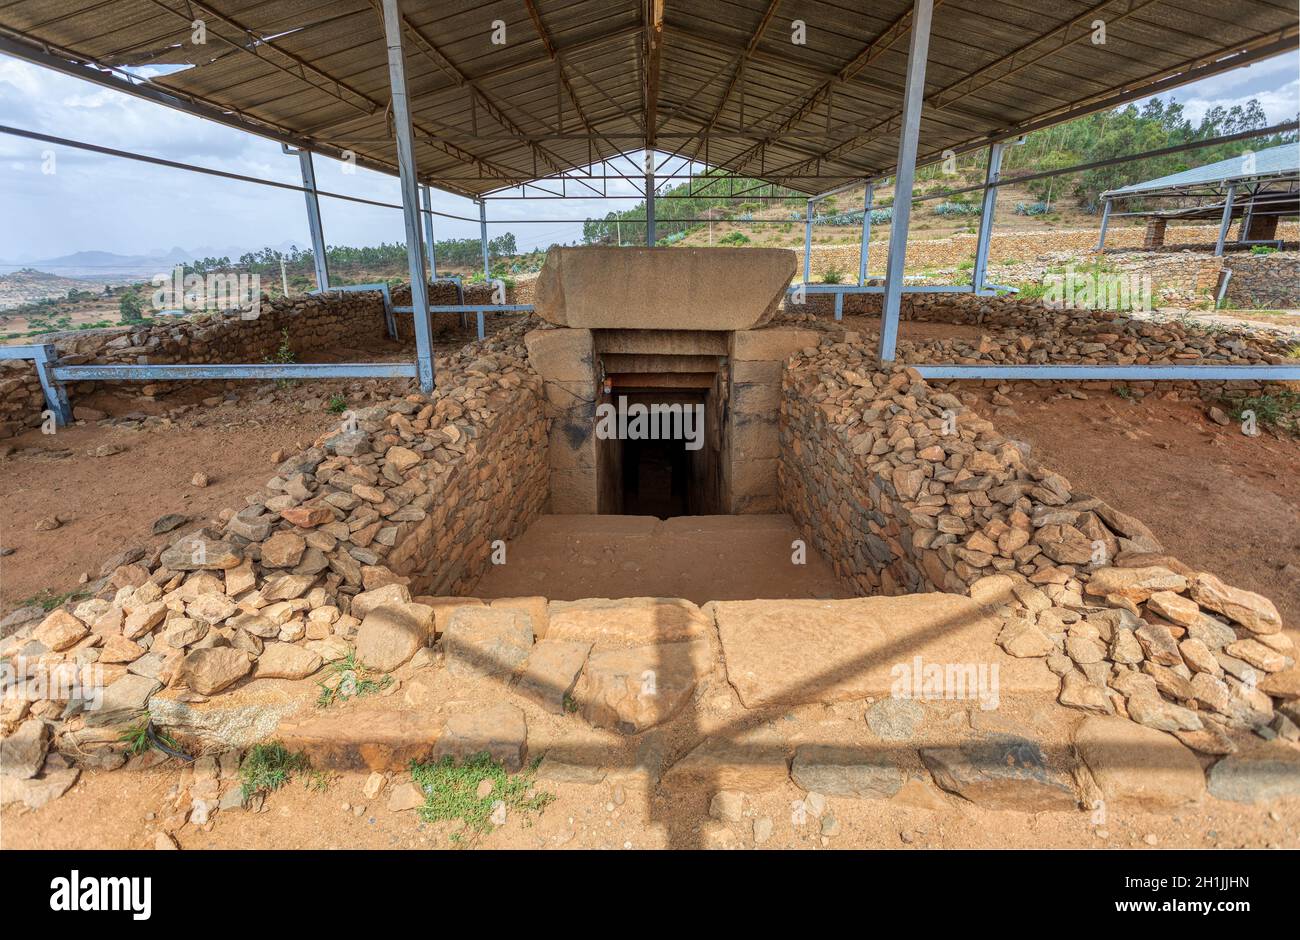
534, 247, 795, 330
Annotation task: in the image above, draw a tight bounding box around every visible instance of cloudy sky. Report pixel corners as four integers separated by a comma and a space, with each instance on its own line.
0, 44, 1296, 266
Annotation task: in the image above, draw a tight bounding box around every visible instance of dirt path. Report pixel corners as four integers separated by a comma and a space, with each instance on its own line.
4, 699, 1295, 851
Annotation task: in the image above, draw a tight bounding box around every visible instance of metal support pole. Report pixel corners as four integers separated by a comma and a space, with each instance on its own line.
646, 162, 656, 245
478, 199, 489, 340
879, 0, 933, 363
35, 344, 72, 426
421, 184, 437, 278
971, 142, 1003, 293
803, 199, 814, 283
286, 145, 330, 290
380, 0, 434, 392
1097, 198, 1112, 250
1215, 184, 1237, 256
859, 182, 874, 285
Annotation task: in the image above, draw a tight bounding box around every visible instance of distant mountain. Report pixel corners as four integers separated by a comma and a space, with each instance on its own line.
0, 248, 197, 278
0, 240, 320, 277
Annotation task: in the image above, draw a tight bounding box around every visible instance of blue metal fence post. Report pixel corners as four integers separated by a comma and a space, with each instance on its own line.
421, 184, 437, 278
478, 199, 489, 340
284, 144, 330, 291
859, 182, 874, 285
971, 141, 1003, 293
1097, 198, 1112, 250
380, 0, 434, 392
645, 157, 656, 245
35, 344, 72, 426
1215, 183, 1237, 256
803, 198, 814, 283
879, 0, 933, 364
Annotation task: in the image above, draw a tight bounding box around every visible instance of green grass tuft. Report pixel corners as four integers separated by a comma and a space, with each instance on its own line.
408, 753, 553, 836
1224, 390, 1300, 436
240, 742, 312, 800
315, 653, 393, 708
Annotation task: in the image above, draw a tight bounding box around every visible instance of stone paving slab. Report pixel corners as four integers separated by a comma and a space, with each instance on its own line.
713, 594, 1057, 708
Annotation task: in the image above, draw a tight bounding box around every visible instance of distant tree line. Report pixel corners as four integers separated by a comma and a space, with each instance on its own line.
990, 97, 1295, 212
187, 232, 523, 275
582, 170, 805, 245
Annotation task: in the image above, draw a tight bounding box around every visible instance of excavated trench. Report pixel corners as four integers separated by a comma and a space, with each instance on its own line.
9, 246, 1290, 839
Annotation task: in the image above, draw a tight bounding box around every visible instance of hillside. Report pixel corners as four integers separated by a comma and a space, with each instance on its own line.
0, 269, 116, 312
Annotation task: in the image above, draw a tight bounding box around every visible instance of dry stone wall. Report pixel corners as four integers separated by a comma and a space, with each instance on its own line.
0, 291, 389, 439
0, 319, 549, 767
779, 346, 1295, 752
1223, 251, 1300, 309
782, 292, 1296, 403
0, 359, 46, 439
796, 222, 1300, 280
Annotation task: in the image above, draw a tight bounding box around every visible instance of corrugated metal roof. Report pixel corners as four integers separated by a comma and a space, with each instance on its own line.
1105, 142, 1300, 196
0, 0, 1296, 197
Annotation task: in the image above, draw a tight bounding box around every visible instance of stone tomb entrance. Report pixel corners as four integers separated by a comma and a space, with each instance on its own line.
525, 246, 819, 518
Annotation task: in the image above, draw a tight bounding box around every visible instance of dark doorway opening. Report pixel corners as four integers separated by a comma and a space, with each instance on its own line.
598, 386, 721, 518
622, 435, 692, 517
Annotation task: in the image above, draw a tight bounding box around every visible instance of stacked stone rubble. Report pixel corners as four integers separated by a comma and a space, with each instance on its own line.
0, 281, 526, 440
777, 293, 1297, 403
778, 344, 1297, 751
795, 221, 1299, 282
0, 319, 549, 777
0, 290, 389, 439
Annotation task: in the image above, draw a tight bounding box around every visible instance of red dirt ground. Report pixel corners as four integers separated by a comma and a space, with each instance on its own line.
967, 386, 1300, 629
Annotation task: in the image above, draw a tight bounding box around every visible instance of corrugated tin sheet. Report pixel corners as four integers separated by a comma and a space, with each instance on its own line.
1104, 142, 1300, 196
0, 0, 1296, 196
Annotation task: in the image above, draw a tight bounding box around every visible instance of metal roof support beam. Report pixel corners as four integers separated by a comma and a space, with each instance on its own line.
283, 145, 330, 291
644, 0, 665, 151
860, 182, 876, 285
730, 2, 925, 177
1097, 198, 1112, 250
1215, 184, 1237, 256
421, 184, 437, 278
971, 142, 1003, 293
380, 0, 433, 393
880, 0, 933, 364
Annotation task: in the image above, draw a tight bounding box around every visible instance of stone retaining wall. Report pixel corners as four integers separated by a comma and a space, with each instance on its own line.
784, 292, 1296, 404
0, 359, 46, 439
0, 281, 532, 441
779, 347, 1293, 748
795, 222, 1300, 280
0, 319, 550, 767
0, 291, 389, 439
1223, 252, 1300, 309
